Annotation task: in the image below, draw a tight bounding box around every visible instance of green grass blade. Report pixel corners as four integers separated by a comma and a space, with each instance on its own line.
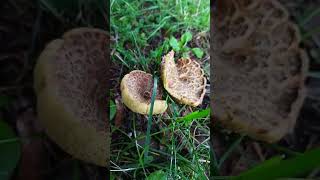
232, 148, 320, 180
308, 72, 320, 78
211, 148, 220, 176
110, 100, 117, 120
144, 76, 158, 163
266, 144, 302, 157
39, 0, 64, 21
218, 135, 244, 168
302, 26, 320, 40
177, 108, 210, 123
0, 138, 20, 144
299, 7, 320, 26
231, 155, 283, 180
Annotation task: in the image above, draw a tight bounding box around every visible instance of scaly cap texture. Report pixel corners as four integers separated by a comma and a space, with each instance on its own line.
34, 28, 109, 166
121, 70, 167, 114
212, 0, 309, 143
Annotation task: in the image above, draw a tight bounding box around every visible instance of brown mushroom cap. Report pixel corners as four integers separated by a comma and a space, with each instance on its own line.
34, 28, 109, 166
161, 51, 207, 107
121, 70, 167, 115
212, 0, 309, 143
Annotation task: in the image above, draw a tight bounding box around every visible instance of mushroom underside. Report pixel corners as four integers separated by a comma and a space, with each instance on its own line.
161, 51, 207, 107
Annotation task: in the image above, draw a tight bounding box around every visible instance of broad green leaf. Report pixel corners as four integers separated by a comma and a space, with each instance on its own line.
147, 170, 167, 180
110, 100, 117, 120
192, 48, 204, 58
232, 148, 320, 180
182, 46, 191, 51
169, 36, 180, 52
0, 120, 21, 180
182, 52, 190, 59
180, 31, 193, 47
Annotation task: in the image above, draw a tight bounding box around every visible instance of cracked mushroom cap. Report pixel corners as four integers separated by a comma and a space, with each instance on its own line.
34, 28, 109, 166
121, 70, 168, 114
212, 0, 309, 143
161, 51, 207, 107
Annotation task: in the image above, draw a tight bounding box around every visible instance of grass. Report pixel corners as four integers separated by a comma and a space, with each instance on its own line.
110, 0, 210, 179
110, 109, 210, 179
298, 6, 320, 41
143, 75, 159, 164
111, 0, 210, 72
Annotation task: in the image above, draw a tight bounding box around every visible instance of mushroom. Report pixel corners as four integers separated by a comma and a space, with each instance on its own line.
121, 70, 167, 114
161, 51, 207, 107
212, 0, 309, 143
34, 28, 109, 166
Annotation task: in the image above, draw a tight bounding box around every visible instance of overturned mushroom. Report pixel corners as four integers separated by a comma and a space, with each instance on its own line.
212, 0, 309, 143
161, 51, 207, 107
34, 28, 109, 166
121, 70, 167, 114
